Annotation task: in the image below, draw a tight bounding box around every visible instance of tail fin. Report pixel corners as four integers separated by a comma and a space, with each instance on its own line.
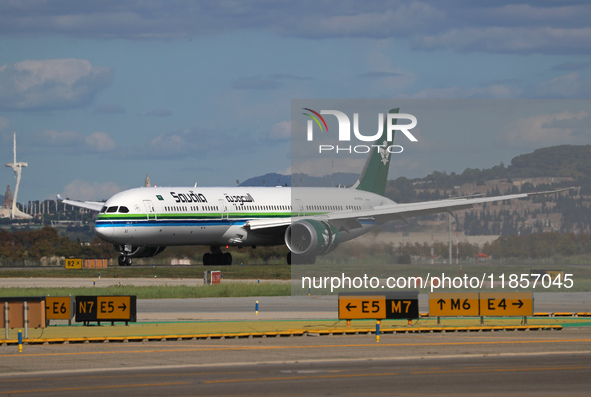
351, 108, 398, 196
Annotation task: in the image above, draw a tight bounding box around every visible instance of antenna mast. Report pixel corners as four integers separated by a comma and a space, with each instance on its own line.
5, 133, 29, 219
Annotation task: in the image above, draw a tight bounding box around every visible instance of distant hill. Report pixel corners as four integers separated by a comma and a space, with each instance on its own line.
241, 145, 591, 189
509, 145, 591, 178
417, 145, 591, 189
239, 172, 358, 187
239, 173, 290, 187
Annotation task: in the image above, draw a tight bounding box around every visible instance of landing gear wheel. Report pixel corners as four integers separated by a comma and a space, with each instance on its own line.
203, 251, 233, 266
118, 256, 132, 266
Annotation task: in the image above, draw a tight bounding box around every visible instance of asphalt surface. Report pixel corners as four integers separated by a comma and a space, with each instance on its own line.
1, 328, 590, 396
2, 277, 590, 320
137, 292, 591, 321
1, 277, 590, 396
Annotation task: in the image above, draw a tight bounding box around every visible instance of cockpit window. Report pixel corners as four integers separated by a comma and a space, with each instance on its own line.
106, 206, 118, 213
118, 206, 129, 213
100, 206, 107, 213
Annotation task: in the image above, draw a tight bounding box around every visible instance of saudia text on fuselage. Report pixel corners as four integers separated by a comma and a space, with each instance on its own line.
170, 190, 208, 203
225, 193, 255, 205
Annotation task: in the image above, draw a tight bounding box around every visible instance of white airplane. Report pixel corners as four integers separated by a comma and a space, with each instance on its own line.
59, 109, 567, 266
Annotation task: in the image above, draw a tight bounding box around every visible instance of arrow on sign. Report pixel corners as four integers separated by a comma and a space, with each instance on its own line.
437, 299, 446, 310
119, 303, 127, 311
346, 303, 357, 311
512, 300, 523, 309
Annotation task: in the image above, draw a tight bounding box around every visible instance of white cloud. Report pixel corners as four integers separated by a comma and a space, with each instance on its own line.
34, 130, 84, 147
267, 121, 291, 141
0, 59, 113, 111
62, 180, 124, 201
410, 84, 522, 99
535, 72, 586, 98
500, 111, 590, 149
128, 127, 256, 159
1, 2, 589, 55
32, 129, 117, 152
0, 116, 10, 130
85, 132, 117, 152
283, 3, 444, 39
413, 26, 591, 55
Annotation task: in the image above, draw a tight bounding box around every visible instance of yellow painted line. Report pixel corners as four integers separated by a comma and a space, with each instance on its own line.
2, 338, 590, 359
0, 328, 564, 345
0, 325, 563, 345
0, 382, 189, 395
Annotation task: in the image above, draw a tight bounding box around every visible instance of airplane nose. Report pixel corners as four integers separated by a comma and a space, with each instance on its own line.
95, 221, 113, 240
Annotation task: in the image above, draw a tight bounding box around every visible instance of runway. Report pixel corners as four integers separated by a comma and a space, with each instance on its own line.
1, 329, 590, 396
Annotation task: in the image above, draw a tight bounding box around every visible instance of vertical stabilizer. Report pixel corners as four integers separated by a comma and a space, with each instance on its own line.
351, 108, 398, 196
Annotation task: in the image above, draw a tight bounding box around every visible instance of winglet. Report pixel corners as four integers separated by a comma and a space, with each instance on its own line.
57, 195, 105, 212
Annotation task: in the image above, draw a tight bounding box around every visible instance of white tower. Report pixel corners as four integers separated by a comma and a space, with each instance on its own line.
5, 133, 31, 219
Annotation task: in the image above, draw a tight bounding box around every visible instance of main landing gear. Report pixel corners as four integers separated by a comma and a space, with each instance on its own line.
203, 246, 232, 266
118, 255, 132, 266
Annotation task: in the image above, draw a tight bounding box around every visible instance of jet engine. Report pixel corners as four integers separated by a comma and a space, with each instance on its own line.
284, 220, 339, 257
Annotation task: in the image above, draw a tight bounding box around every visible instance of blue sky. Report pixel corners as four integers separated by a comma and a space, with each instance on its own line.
0, 1, 590, 202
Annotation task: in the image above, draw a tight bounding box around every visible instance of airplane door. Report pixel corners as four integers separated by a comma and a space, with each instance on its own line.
143, 200, 156, 220
295, 199, 304, 216
218, 199, 228, 219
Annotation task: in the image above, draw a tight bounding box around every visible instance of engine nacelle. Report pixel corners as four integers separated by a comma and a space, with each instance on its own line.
284, 220, 339, 257
115, 245, 166, 258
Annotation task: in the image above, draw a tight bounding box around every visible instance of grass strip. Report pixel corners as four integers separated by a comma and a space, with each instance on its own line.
0, 283, 291, 299
0, 265, 291, 279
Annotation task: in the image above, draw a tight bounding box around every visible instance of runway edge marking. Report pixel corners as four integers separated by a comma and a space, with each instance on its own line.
0, 325, 563, 345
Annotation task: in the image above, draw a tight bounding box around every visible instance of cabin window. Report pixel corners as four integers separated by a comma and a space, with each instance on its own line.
106, 206, 118, 213
100, 206, 107, 213
118, 206, 129, 213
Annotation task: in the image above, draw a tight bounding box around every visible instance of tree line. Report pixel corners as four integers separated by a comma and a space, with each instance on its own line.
0, 227, 115, 262
0, 227, 590, 264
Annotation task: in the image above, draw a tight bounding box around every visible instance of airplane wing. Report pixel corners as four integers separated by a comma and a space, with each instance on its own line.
245, 188, 571, 231
57, 195, 104, 212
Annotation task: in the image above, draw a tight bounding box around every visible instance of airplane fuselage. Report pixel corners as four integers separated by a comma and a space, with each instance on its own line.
95, 186, 394, 248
